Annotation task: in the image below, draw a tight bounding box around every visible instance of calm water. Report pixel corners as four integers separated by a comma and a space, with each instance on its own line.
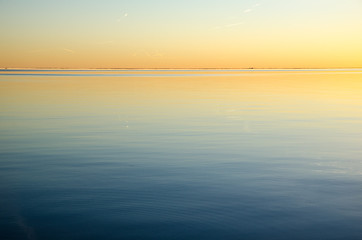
1, 69, 362, 240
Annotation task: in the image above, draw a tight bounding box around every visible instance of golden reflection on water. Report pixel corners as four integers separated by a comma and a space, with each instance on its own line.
1, 71, 362, 116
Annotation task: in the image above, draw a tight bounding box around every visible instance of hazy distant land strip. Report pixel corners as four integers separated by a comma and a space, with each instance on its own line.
1, 69, 362, 78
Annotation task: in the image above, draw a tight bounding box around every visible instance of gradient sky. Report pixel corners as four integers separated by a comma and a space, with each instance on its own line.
1, 0, 361, 69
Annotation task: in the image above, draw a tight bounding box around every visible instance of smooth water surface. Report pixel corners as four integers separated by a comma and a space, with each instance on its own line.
1, 69, 362, 239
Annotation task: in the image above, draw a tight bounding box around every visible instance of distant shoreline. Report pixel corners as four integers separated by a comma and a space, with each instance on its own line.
1, 67, 362, 71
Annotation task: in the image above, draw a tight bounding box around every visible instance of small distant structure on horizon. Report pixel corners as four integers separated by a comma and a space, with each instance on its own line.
249, 67, 254, 69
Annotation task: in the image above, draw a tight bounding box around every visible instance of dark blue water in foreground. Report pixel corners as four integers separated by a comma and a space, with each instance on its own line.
1, 70, 362, 239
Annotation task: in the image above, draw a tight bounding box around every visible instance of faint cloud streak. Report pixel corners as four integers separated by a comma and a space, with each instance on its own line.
226, 22, 244, 28
244, 3, 261, 14
63, 48, 75, 54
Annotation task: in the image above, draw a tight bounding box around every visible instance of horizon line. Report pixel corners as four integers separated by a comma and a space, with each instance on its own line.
1, 67, 362, 70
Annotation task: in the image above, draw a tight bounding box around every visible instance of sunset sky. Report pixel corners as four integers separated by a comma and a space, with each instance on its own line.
1, 0, 361, 69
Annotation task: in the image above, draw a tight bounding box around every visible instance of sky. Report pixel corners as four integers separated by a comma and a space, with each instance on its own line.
0, 0, 361, 69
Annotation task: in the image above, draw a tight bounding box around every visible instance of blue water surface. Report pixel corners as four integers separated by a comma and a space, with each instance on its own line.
1, 70, 362, 240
